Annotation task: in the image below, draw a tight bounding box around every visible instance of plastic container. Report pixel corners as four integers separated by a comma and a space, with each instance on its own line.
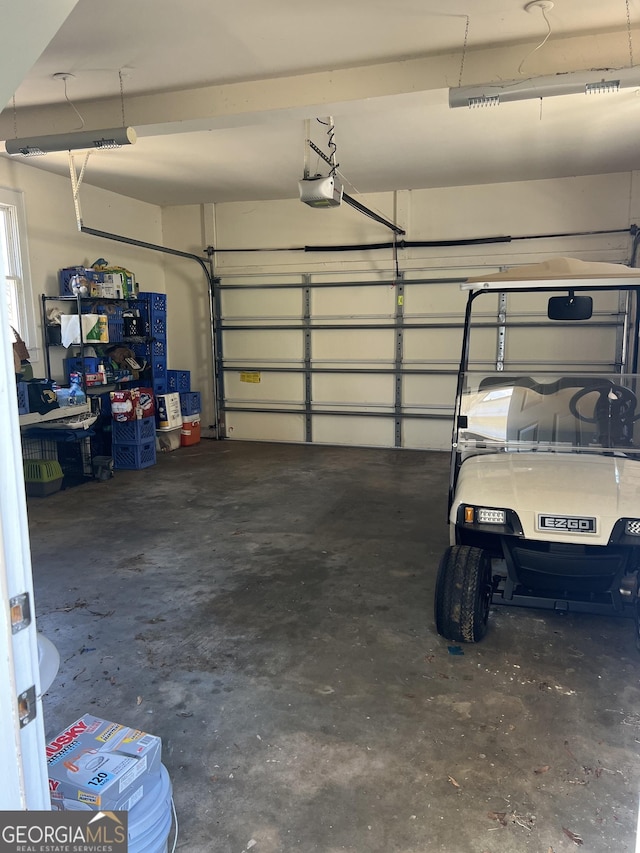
68, 373, 86, 406
156, 428, 181, 452
151, 356, 167, 379
113, 441, 156, 470
180, 416, 201, 446
179, 391, 201, 416
17, 381, 29, 415
138, 291, 167, 314
65, 357, 98, 382
166, 370, 190, 393
128, 764, 173, 853
23, 459, 64, 496
113, 416, 156, 445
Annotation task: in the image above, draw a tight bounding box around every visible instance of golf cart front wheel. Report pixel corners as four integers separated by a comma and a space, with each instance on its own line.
434, 545, 492, 643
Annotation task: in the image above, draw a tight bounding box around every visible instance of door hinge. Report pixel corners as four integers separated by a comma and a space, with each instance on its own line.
18, 685, 37, 728
10, 592, 31, 634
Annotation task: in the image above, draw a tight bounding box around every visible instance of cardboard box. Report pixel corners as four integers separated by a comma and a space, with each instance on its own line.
110, 389, 140, 422
110, 388, 154, 421
46, 714, 162, 811
156, 392, 181, 430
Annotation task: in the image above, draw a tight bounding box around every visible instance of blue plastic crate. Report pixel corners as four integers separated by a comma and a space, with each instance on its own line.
153, 378, 168, 395
17, 382, 29, 415
151, 356, 167, 378
180, 391, 201, 416
113, 440, 156, 470
167, 370, 190, 393
144, 315, 167, 340
97, 391, 111, 417
65, 356, 99, 381
59, 266, 88, 296
112, 416, 156, 445
108, 319, 124, 342
139, 291, 167, 314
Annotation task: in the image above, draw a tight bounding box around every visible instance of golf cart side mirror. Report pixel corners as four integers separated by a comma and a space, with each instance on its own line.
547, 293, 593, 321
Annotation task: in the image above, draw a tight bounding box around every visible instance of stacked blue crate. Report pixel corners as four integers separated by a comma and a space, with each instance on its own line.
138, 292, 167, 395
112, 416, 157, 470
167, 370, 190, 393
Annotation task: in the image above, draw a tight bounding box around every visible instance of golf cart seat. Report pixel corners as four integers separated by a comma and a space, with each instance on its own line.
477, 376, 626, 447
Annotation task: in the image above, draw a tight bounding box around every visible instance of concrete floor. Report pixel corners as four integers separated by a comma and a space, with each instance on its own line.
27, 440, 640, 853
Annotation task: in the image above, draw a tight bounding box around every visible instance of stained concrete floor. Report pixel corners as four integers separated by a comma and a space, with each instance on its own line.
26, 440, 640, 853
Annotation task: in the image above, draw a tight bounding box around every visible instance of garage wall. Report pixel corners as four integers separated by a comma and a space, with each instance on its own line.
0, 157, 165, 375
162, 171, 638, 449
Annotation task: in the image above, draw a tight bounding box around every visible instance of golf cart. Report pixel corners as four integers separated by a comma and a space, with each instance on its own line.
434, 258, 640, 646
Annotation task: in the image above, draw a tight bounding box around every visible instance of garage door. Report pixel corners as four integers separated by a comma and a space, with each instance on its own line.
214, 267, 630, 449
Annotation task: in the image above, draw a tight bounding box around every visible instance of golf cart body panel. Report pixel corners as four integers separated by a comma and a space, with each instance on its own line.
435, 258, 640, 644
451, 452, 640, 547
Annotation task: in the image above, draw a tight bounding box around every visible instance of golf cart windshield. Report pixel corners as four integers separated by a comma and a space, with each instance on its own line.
454, 278, 640, 464
457, 372, 640, 459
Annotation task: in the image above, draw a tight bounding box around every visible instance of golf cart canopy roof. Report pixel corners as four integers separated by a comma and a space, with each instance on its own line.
463, 257, 640, 292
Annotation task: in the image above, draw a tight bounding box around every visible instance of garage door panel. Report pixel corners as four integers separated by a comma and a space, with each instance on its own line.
312, 329, 394, 361
405, 283, 468, 315
403, 374, 456, 408
225, 372, 304, 402
312, 415, 394, 447
222, 288, 301, 319
403, 418, 452, 451
505, 326, 616, 366
226, 411, 305, 442
403, 328, 465, 362
313, 373, 394, 405
223, 329, 303, 360
312, 285, 395, 317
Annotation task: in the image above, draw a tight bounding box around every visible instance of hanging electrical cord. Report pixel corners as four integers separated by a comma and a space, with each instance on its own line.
54, 73, 85, 130
316, 117, 338, 176
119, 69, 127, 127
458, 16, 470, 87
518, 3, 553, 75
626, 0, 634, 68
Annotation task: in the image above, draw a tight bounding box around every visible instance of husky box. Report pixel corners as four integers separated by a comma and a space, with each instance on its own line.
46, 714, 162, 810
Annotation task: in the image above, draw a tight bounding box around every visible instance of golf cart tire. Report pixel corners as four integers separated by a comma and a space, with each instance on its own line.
434, 545, 491, 643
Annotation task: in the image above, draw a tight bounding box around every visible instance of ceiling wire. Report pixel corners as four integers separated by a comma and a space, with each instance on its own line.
518, 6, 553, 75
12, 96, 17, 139
626, 0, 634, 68
119, 70, 127, 127
458, 16, 470, 87
60, 75, 85, 130
316, 117, 338, 176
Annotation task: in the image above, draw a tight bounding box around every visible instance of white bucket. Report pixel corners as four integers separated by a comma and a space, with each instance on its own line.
128, 764, 173, 853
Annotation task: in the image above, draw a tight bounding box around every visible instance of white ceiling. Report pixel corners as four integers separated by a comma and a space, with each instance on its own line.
1, 0, 639, 206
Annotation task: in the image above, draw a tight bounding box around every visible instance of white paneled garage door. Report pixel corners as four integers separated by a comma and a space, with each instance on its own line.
215, 267, 629, 449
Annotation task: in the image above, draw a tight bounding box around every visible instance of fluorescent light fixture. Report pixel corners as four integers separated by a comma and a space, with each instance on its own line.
449, 66, 640, 109
5, 126, 137, 156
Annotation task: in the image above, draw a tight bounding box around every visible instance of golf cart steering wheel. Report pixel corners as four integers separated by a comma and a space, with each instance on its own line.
569, 383, 639, 424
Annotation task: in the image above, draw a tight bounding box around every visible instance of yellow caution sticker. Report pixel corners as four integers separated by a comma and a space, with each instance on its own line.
397, 295, 404, 306
240, 372, 261, 383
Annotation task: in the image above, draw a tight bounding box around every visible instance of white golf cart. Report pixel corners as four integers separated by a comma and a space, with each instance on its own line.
434, 258, 640, 646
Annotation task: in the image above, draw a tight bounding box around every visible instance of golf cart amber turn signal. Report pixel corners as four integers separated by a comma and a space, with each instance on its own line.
464, 506, 475, 523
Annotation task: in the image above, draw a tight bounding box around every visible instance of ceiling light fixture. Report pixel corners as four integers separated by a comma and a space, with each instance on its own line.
449, 66, 640, 108
5, 126, 137, 156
